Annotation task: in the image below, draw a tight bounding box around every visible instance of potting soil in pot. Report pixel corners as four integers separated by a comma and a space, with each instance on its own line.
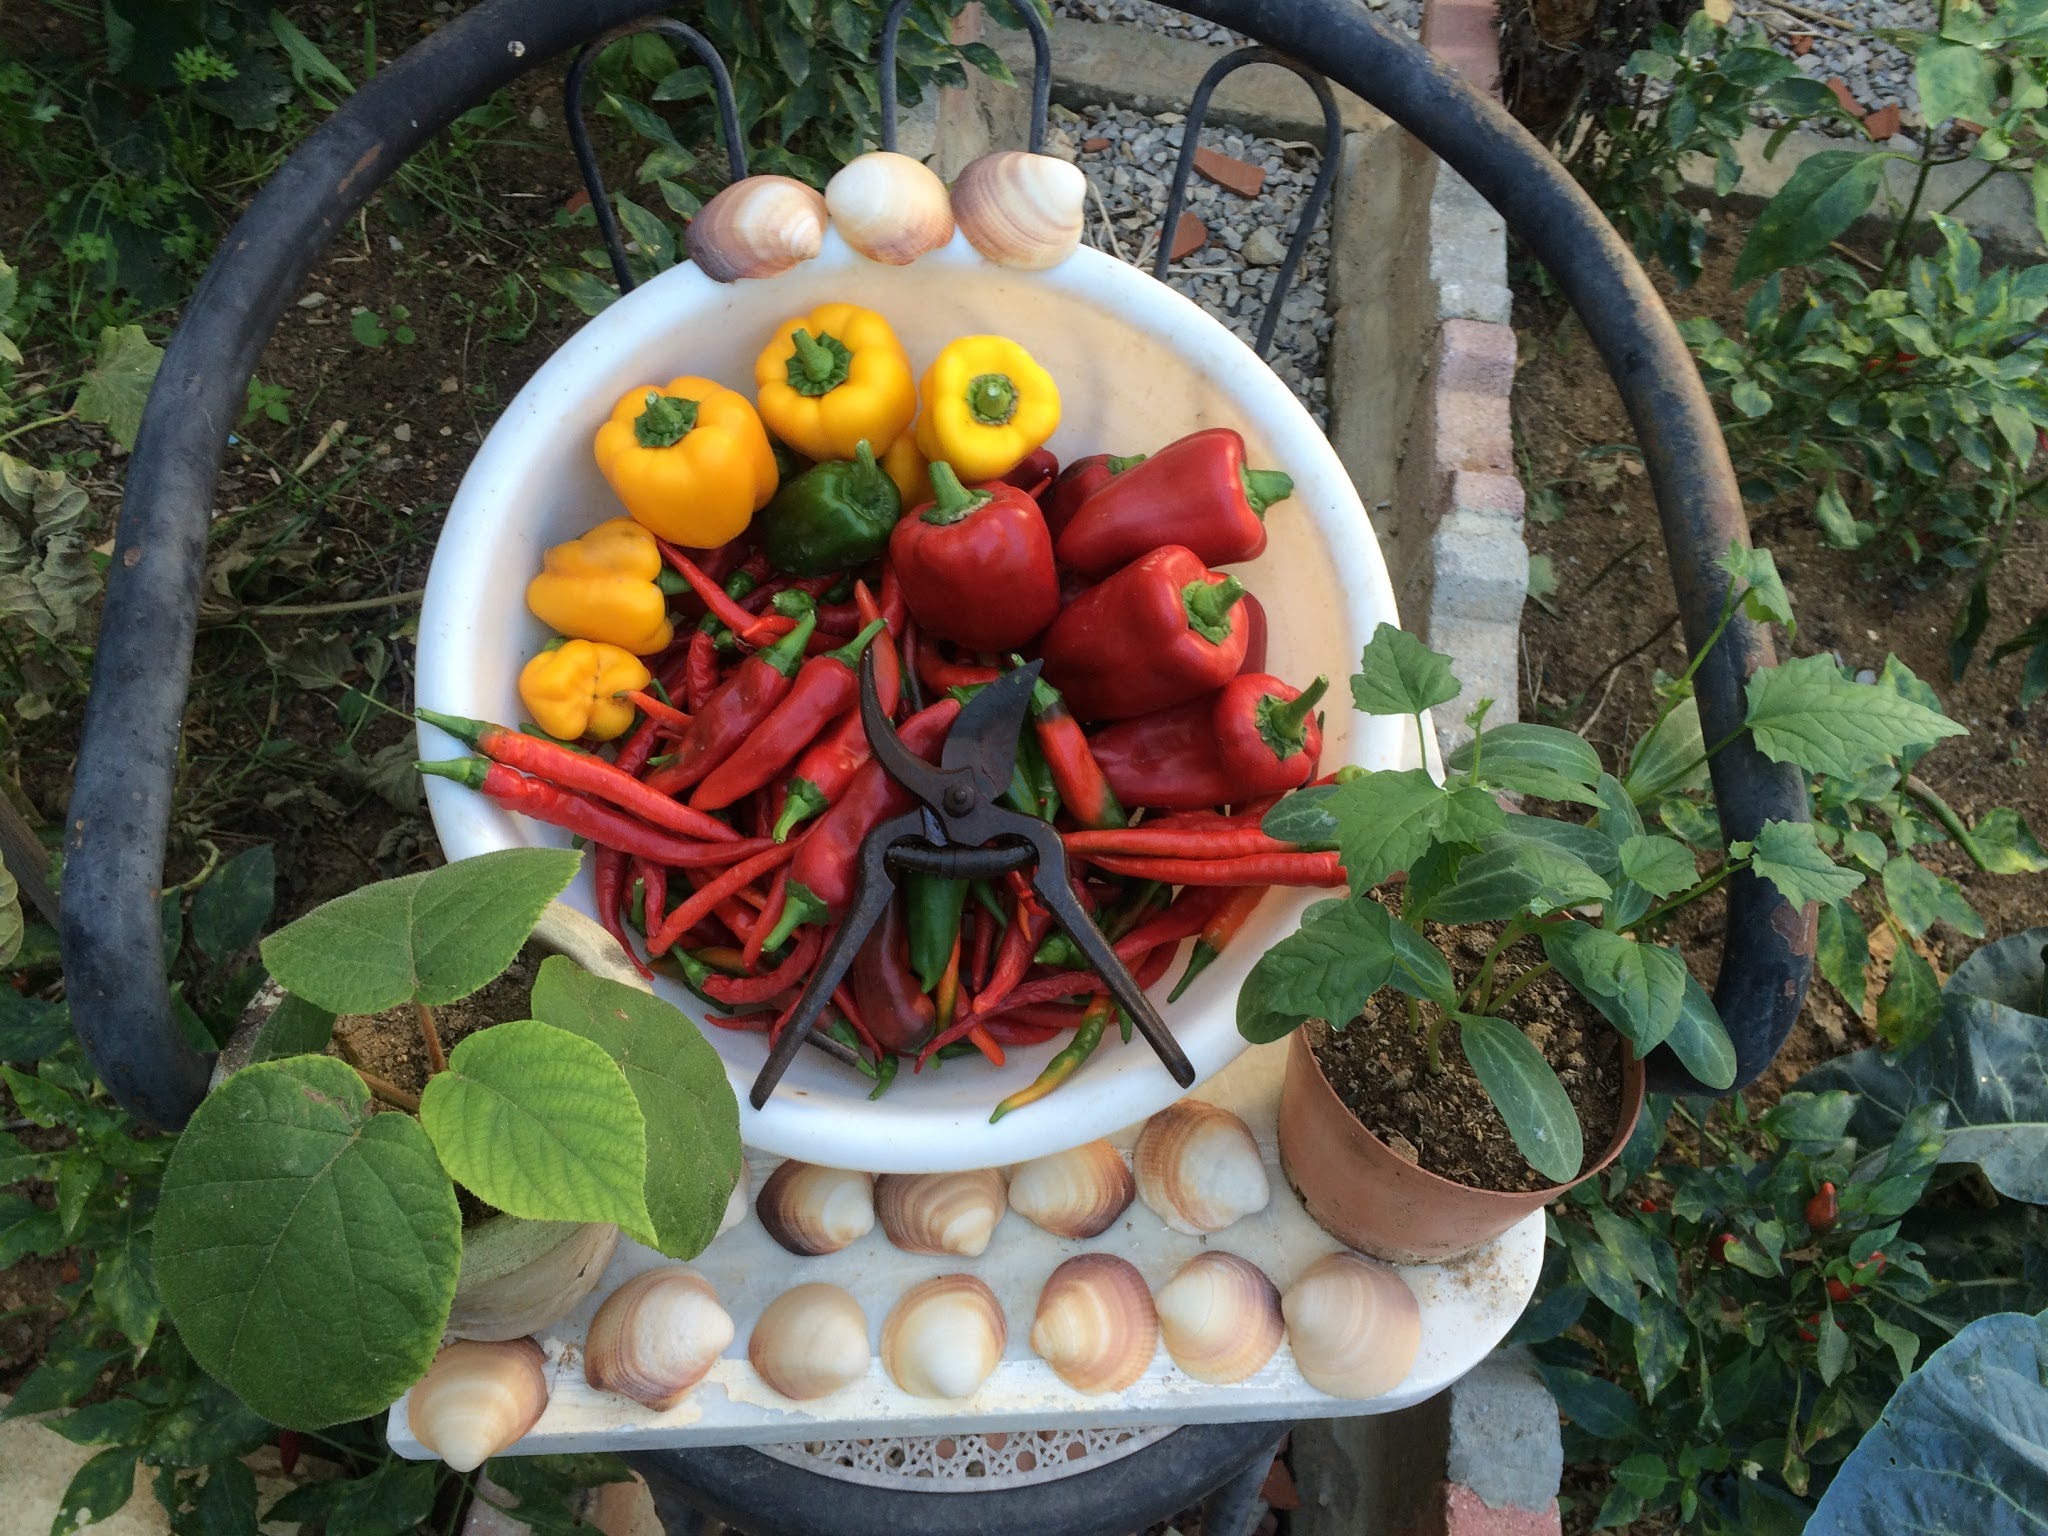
1307, 928, 1625, 1194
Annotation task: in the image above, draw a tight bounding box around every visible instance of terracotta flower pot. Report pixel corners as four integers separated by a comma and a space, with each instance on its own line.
1278, 1028, 1646, 1264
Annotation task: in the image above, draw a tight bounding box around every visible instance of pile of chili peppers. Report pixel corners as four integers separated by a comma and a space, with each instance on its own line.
426, 307, 1349, 1121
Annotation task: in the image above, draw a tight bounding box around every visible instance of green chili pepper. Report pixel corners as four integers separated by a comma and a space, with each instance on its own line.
757, 439, 903, 576
868, 1052, 899, 1099
1034, 932, 1084, 970
905, 873, 968, 994
990, 998, 1114, 1122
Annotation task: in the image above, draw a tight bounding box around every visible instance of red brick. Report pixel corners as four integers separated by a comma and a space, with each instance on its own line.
1259, 1457, 1301, 1511
1438, 318, 1518, 397
1789, 31, 1814, 52
1193, 145, 1266, 198
1169, 212, 1208, 261
1442, 1484, 1561, 1536
563, 187, 591, 215
1826, 76, 1863, 116
1422, 0, 1504, 97
1863, 102, 1901, 140
1082, 136, 1110, 152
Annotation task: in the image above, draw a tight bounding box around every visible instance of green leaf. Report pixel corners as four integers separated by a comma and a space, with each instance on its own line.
1625, 697, 1707, 800
270, 10, 354, 97
1260, 785, 1341, 851
1881, 855, 1983, 939
1970, 808, 2048, 874
53, 1447, 138, 1536
1236, 899, 1396, 1043
153, 1056, 460, 1430
1916, 40, 2002, 126
0, 866, 18, 969
1716, 539, 1796, 637
1744, 654, 1966, 778
1459, 1014, 1583, 1184
324, 1458, 438, 1536
540, 266, 617, 318
93, 1237, 160, 1351
0, 452, 100, 640
190, 845, 275, 962
1385, 919, 1457, 1007
1544, 924, 1687, 1052
1633, 1303, 1688, 1403
1536, 1364, 1639, 1440
1761, 1089, 1857, 1143
260, 848, 579, 1013
1733, 152, 1890, 286
183, 1461, 258, 1536
1813, 479, 1875, 550
1868, 1314, 1920, 1380
1618, 835, 1697, 899
1350, 623, 1459, 716
248, 994, 336, 1063
614, 194, 674, 270
1665, 973, 1738, 1088
1876, 941, 1941, 1052
1593, 772, 1645, 848
528, 958, 742, 1260
418, 1020, 654, 1239
1816, 900, 1870, 1014
1447, 724, 1602, 805
1815, 1305, 1850, 1384
74, 325, 164, 450
0, 1334, 124, 1419
1326, 770, 1451, 894
1614, 1450, 1673, 1500
1423, 830, 1611, 924
1739, 819, 1863, 907
1564, 1221, 1641, 1323
142, 1373, 269, 1469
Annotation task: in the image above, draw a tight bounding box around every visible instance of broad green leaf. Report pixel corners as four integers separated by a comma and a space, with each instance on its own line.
1327, 769, 1451, 894
1448, 724, 1602, 805
1869, 1313, 1920, 1381
0, 1333, 124, 1419
1881, 855, 1983, 939
1733, 152, 1890, 286
248, 993, 336, 1063
93, 1236, 160, 1351
1613, 1451, 1673, 1501
1441, 784, 1508, 844
1716, 539, 1795, 636
1619, 835, 1696, 899
1590, 1205, 1666, 1296
1544, 924, 1687, 1052
1815, 1305, 1851, 1384
1564, 1220, 1641, 1323
1916, 39, 2002, 126
1761, 1089, 1858, 1143
1236, 899, 1396, 1043
1593, 772, 1645, 847
1739, 819, 1863, 907
1813, 479, 1875, 550
1816, 900, 1871, 1014
1350, 623, 1459, 717
1876, 941, 1941, 1053
1625, 697, 1707, 800
1535, 1364, 1638, 1440
190, 845, 275, 962
1261, 784, 1341, 850
419, 1020, 654, 1239
1385, 919, 1457, 1007
529, 958, 742, 1260
0, 866, 18, 969
74, 325, 164, 450
614, 194, 674, 270
1633, 1303, 1689, 1404
1422, 830, 1611, 924
540, 266, 617, 318
143, 1372, 270, 1469
52, 1447, 138, 1536
261, 848, 579, 1012
1971, 808, 2048, 874
152, 1056, 459, 1430
1459, 1014, 1583, 1183
184, 1460, 258, 1536
1744, 654, 1965, 778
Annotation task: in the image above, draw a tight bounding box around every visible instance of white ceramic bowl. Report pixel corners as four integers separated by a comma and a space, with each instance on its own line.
417, 227, 1407, 1171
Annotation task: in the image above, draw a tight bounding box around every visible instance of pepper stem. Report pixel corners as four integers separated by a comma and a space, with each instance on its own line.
785, 329, 853, 396
758, 606, 819, 677
1240, 464, 1294, 516
415, 708, 486, 748
965, 372, 1018, 426
825, 617, 888, 671
1107, 452, 1147, 474
416, 757, 490, 790
773, 778, 828, 841
921, 462, 992, 526
1254, 674, 1329, 760
634, 390, 699, 448
1181, 574, 1244, 644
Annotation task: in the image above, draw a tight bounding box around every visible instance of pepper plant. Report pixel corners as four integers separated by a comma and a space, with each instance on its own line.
1239, 544, 1964, 1184
151, 847, 743, 1430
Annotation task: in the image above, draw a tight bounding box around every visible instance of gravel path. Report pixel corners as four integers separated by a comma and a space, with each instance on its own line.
1047, 104, 1334, 427
1050, 0, 1421, 44
1754, 0, 1934, 133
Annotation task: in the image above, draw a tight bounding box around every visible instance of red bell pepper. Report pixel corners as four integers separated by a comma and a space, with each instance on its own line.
999, 446, 1060, 502
790, 697, 962, 916
889, 463, 1059, 652
1214, 673, 1328, 797
1084, 692, 1238, 810
644, 607, 819, 795
1043, 452, 1144, 540
1039, 544, 1248, 720
689, 619, 887, 811
1054, 428, 1293, 576
1237, 591, 1268, 676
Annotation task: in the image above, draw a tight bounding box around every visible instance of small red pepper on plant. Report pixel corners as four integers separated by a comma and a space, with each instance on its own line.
1806, 1181, 1839, 1232
1054, 427, 1293, 576
1040, 545, 1248, 720
1212, 672, 1328, 797
889, 463, 1060, 652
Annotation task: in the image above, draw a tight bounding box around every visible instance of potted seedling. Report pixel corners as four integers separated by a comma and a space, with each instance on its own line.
1242, 545, 1964, 1260
152, 847, 744, 1431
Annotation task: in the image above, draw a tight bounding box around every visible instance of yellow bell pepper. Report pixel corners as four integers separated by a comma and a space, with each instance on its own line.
754, 302, 918, 463
881, 429, 933, 509
525, 518, 675, 655
518, 639, 651, 743
593, 376, 777, 548
914, 335, 1060, 483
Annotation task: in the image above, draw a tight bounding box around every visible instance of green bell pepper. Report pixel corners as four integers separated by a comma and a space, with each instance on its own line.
758, 439, 902, 576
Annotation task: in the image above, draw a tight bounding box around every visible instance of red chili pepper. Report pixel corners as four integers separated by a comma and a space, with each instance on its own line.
659, 542, 764, 635
987, 1001, 1093, 1032
998, 445, 1059, 502
878, 562, 908, 633
1636, 1197, 1659, 1214
1806, 1181, 1838, 1232
647, 838, 805, 955
1064, 827, 1297, 858
278, 1430, 301, 1478
419, 711, 744, 844
959, 889, 1227, 1017
689, 619, 887, 811
1040, 545, 1247, 721
1167, 881, 1268, 1001
853, 894, 936, 1053
918, 646, 1002, 694
889, 463, 1059, 652
744, 864, 791, 972
1825, 1277, 1855, 1303
1043, 452, 1145, 540
1024, 668, 1126, 830
1712, 1232, 1736, 1264
1054, 428, 1292, 576
770, 623, 905, 842
645, 608, 820, 795
620, 690, 693, 736
593, 844, 648, 977
1080, 850, 1347, 886
1214, 673, 1327, 797
1085, 692, 1239, 810
791, 698, 963, 916
635, 856, 668, 938
701, 926, 826, 1005
418, 758, 772, 869
1858, 1252, 1888, 1280
1237, 591, 1269, 676
968, 900, 997, 991
686, 629, 720, 712
984, 1018, 1067, 1047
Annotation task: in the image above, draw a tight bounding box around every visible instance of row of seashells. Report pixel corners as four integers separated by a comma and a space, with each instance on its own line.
686, 149, 1087, 282
406, 1248, 1419, 1469
756, 1099, 1271, 1258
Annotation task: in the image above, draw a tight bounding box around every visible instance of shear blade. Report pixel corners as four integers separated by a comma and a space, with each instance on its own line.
941, 660, 1040, 802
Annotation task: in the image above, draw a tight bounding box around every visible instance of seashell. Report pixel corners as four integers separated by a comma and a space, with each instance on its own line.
717, 1163, 750, 1239
584, 1267, 734, 1412
880, 1274, 1007, 1400
406, 1338, 548, 1472
1008, 1140, 1135, 1240
875, 1169, 1007, 1257
756, 1161, 875, 1256
1155, 1252, 1284, 1384
824, 151, 954, 265
1281, 1251, 1422, 1401
1134, 1100, 1272, 1236
1029, 1254, 1159, 1395
748, 1283, 871, 1400
950, 150, 1086, 270
686, 175, 827, 282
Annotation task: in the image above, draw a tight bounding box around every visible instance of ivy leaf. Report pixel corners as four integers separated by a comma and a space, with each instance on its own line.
1326, 769, 1451, 894
1876, 942, 1941, 1053
189, 845, 276, 962
418, 1020, 655, 1241
1816, 900, 1871, 1014
1544, 923, 1688, 1053
1459, 1014, 1583, 1184
73, 324, 164, 450
1236, 899, 1396, 1043
1447, 724, 1602, 806
1618, 835, 1697, 899
152, 1057, 460, 1430
1349, 623, 1459, 717
1744, 655, 1965, 778
1733, 151, 1890, 286
1735, 819, 1864, 908
1664, 974, 1737, 1091
1715, 539, 1795, 638
260, 848, 579, 1013
529, 958, 743, 1260
1881, 855, 1984, 939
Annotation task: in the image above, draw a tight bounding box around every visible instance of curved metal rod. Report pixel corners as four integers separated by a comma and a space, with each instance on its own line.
1171, 0, 1813, 1092
881, 0, 1050, 154
1152, 47, 1341, 360
565, 18, 747, 294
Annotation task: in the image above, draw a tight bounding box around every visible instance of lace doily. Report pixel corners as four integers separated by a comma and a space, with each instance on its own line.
752, 1424, 1178, 1490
